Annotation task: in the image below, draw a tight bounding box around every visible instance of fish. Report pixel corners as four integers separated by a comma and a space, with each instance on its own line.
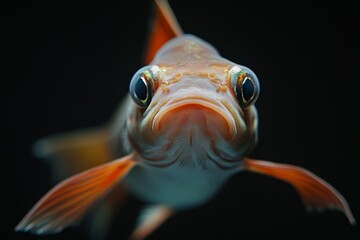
15, 0, 356, 239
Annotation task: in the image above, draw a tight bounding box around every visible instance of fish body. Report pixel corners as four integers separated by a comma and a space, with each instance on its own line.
16, 0, 356, 239
117, 35, 256, 210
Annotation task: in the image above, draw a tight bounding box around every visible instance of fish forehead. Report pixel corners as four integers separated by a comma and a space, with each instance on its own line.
143, 35, 241, 127
152, 34, 233, 74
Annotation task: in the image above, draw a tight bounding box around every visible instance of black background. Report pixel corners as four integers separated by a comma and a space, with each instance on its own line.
2, 0, 359, 239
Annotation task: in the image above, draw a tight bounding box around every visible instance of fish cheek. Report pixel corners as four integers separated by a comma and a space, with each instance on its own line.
235, 107, 258, 156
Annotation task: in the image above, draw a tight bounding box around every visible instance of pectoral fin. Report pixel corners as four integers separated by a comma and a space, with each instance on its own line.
15, 154, 137, 234
144, 0, 183, 64
245, 158, 356, 225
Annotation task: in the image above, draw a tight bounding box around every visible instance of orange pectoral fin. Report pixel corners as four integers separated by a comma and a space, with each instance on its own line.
245, 158, 356, 225
144, 0, 183, 64
15, 154, 137, 234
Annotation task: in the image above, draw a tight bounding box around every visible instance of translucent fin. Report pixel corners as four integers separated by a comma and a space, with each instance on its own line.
33, 127, 112, 181
87, 184, 128, 240
131, 205, 174, 240
144, 0, 183, 64
245, 158, 356, 225
15, 155, 136, 234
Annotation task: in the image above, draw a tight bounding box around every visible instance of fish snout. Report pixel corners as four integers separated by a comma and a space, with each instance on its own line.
152, 94, 237, 139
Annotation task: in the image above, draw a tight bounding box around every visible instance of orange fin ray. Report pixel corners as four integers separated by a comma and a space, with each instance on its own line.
15, 154, 136, 234
144, 0, 183, 64
245, 158, 356, 225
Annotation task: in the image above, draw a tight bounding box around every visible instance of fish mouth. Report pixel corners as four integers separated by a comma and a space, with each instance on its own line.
152, 96, 237, 140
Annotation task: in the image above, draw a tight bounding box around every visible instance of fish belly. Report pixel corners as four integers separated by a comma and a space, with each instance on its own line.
123, 163, 235, 210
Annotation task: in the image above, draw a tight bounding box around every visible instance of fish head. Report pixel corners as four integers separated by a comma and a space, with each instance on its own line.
127, 35, 260, 169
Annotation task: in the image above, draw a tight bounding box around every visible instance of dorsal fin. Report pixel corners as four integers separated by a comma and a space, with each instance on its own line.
144, 0, 183, 64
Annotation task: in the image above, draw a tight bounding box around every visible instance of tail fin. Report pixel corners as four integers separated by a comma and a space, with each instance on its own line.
245, 158, 356, 225
33, 127, 112, 181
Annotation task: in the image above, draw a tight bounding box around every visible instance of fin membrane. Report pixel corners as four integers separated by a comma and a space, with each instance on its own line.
131, 205, 174, 240
144, 0, 183, 64
87, 184, 128, 240
245, 158, 356, 225
15, 155, 136, 234
33, 127, 112, 181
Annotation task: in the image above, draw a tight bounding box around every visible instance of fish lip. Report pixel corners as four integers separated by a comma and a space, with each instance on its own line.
152, 95, 237, 139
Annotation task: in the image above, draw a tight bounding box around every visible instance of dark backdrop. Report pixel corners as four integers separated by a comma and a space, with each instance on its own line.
2, 0, 359, 239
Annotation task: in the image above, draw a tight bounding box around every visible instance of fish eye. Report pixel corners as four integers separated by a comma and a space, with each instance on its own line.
230, 66, 260, 108
129, 67, 156, 108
